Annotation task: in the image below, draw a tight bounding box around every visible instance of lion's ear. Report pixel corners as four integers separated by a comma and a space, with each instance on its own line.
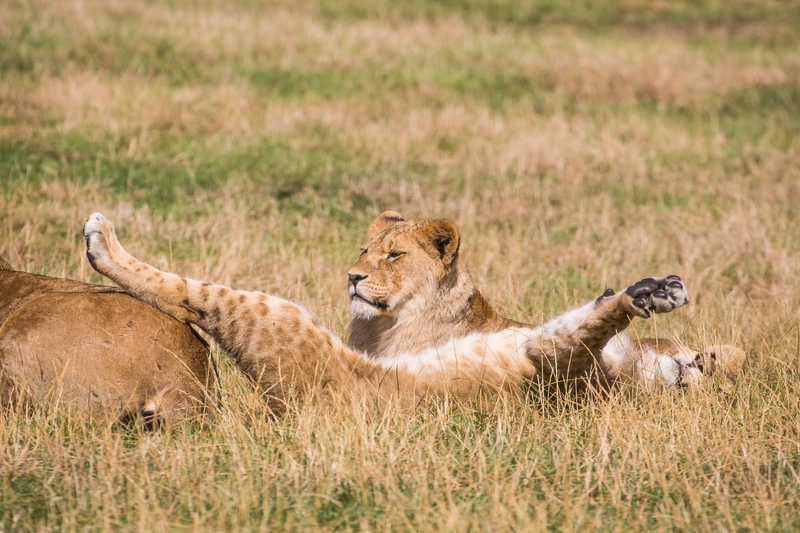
368, 211, 405, 238
0, 256, 12, 271
422, 220, 460, 266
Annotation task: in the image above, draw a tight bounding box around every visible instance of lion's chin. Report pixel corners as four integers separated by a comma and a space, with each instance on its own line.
349, 298, 384, 320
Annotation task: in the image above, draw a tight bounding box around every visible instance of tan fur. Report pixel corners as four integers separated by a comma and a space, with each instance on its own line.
83, 212, 743, 415
0, 256, 218, 426
349, 215, 524, 359
347, 212, 745, 390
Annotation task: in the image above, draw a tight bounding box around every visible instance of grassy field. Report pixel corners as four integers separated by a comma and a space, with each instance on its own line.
2, 0, 800, 530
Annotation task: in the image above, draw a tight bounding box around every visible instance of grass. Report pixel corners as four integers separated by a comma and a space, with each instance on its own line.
1, 0, 800, 530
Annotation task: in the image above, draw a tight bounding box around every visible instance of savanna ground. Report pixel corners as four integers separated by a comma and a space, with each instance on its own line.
2, 0, 800, 530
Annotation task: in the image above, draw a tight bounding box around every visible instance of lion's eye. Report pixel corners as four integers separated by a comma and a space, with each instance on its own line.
359, 248, 368, 258
387, 251, 404, 261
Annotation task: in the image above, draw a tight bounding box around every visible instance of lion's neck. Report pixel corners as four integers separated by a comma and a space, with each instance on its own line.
347, 263, 518, 359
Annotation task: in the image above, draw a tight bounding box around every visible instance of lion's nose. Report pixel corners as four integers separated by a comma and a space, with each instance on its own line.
348, 272, 367, 287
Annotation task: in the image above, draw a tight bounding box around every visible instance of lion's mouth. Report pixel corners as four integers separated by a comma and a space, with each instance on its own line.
350, 291, 388, 310
676, 355, 705, 386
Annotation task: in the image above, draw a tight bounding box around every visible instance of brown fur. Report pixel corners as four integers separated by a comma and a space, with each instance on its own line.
83, 211, 743, 416
0, 256, 218, 426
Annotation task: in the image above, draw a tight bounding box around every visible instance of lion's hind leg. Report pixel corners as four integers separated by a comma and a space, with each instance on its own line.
83, 213, 375, 412
83, 213, 200, 324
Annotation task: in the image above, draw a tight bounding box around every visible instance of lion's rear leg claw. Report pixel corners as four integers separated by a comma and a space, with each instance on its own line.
625, 275, 688, 318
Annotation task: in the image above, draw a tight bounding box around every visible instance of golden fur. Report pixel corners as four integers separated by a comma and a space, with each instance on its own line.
0, 256, 218, 425
82, 212, 744, 415
348, 212, 745, 390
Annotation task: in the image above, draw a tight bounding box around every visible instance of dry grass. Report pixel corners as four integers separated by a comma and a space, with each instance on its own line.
2, 0, 800, 530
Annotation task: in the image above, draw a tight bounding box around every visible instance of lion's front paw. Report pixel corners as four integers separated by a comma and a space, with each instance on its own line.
83, 212, 116, 272
624, 275, 688, 318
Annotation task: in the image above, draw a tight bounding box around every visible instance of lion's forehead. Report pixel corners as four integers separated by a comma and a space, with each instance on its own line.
363, 222, 427, 252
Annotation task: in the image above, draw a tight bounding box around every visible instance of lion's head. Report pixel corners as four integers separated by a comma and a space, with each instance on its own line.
347, 211, 462, 320
345, 211, 514, 359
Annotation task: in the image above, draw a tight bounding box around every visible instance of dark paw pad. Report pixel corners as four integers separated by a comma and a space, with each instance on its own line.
625, 278, 658, 298
624, 274, 689, 317
596, 287, 617, 304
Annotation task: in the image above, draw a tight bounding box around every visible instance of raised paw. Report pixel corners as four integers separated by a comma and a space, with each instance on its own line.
624, 275, 688, 318
83, 212, 116, 272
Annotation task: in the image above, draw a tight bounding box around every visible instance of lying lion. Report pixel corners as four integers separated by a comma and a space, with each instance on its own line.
347, 212, 745, 391
83, 212, 745, 415
0, 256, 217, 425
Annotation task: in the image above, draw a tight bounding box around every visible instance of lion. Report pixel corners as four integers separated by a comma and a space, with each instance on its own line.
82, 211, 745, 415
347, 211, 745, 390
0, 255, 218, 426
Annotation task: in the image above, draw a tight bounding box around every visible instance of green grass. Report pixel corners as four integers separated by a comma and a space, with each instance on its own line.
314, 0, 800, 30
2, 0, 800, 530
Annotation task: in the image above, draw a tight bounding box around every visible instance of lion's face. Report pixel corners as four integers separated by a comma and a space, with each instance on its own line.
669, 348, 705, 387
347, 212, 460, 320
